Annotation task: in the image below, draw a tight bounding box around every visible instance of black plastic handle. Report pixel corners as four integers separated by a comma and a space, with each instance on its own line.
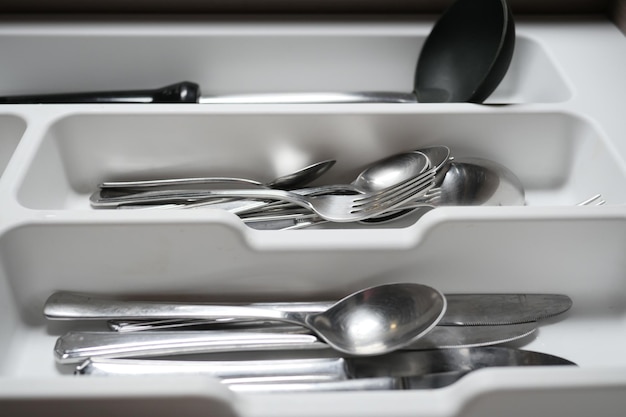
0, 81, 201, 104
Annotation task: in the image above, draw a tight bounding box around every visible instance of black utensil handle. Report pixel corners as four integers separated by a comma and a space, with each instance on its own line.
0, 81, 200, 104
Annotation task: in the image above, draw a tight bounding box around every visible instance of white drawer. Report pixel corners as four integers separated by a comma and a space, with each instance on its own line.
0, 16, 626, 417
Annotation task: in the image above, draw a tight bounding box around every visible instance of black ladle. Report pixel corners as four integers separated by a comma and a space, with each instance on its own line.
415, 0, 516, 103
0, 0, 514, 104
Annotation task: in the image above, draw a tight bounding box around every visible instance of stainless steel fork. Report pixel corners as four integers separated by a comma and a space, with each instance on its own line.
91, 168, 437, 222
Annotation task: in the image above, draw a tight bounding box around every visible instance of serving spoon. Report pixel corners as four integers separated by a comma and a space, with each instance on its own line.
44, 283, 446, 356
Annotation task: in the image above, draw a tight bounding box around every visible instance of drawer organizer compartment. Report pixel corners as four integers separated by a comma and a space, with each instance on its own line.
16, 110, 626, 212
1, 15, 626, 417
0, 22, 569, 104
0, 115, 26, 179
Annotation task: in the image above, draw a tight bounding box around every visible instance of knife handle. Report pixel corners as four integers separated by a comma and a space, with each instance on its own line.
76, 356, 348, 381
0, 81, 200, 104
54, 331, 327, 364
227, 377, 402, 392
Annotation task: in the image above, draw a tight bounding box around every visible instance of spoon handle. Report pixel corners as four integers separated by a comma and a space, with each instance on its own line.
44, 292, 293, 323
100, 177, 265, 189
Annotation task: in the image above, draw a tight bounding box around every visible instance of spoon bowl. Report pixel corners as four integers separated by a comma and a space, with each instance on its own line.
351, 152, 430, 192
361, 156, 525, 224
306, 283, 447, 355
436, 157, 525, 206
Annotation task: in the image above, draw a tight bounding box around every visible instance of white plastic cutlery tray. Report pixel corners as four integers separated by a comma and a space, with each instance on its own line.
1, 15, 626, 417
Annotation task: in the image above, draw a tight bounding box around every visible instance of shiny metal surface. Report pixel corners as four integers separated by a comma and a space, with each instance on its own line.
228, 376, 402, 392
76, 356, 348, 380
240, 146, 451, 228
358, 156, 525, 225
90, 165, 438, 223
435, 157, 526, 206
99, 159, 336, 191
351, 152, 430, 192
91, 147, 447, 213
198, 91, 418, 104
74, 347, 575, 392
47, 292, 571, 330
45, 283, 446, 356
55, 323, 535, 363
92, 149, 436, 208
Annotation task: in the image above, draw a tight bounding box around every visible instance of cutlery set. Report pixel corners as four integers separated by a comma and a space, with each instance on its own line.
89, 146, 603, 230
45, 287, 576, 392
89, 146, 531, 229
19, 0, 598, 396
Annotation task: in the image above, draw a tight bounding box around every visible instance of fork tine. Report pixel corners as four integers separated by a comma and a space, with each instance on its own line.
354, 168, 437, 205
577, 194, 606, 206
354, 169, 437, 208
355, 180, 435, 216
351, 173, 436, 215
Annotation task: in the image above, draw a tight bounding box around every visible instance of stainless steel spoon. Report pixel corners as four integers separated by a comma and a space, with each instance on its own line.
234, 146, 450, 219
44, 283, 447, 356
225, 149, 435, 218
359, 156, 525, 224
89, 148, 442, 210
240, 147, 450, 227
99, 159, 336, 191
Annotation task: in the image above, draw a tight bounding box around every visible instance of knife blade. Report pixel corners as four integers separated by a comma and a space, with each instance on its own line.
44, 292, 572, 326
55, 322, 536, 364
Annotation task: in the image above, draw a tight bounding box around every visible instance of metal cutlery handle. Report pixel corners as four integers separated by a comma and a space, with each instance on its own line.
55, 331, 326, 364
100, 177, 266, 189
45, 292, 571, 327
199, 91, 417, 104
54, 324, 537, 363
44, 292, 296, 322
227, 377, 403, 392
225, 371, 469, 392
75, 357, 469, 391
76, 356, 348, 381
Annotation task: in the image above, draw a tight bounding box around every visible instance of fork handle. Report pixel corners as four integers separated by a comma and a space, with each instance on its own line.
90, 188, 305, 209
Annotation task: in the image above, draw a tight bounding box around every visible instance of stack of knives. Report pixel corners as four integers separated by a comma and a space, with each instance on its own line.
44, 290, 576, 392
